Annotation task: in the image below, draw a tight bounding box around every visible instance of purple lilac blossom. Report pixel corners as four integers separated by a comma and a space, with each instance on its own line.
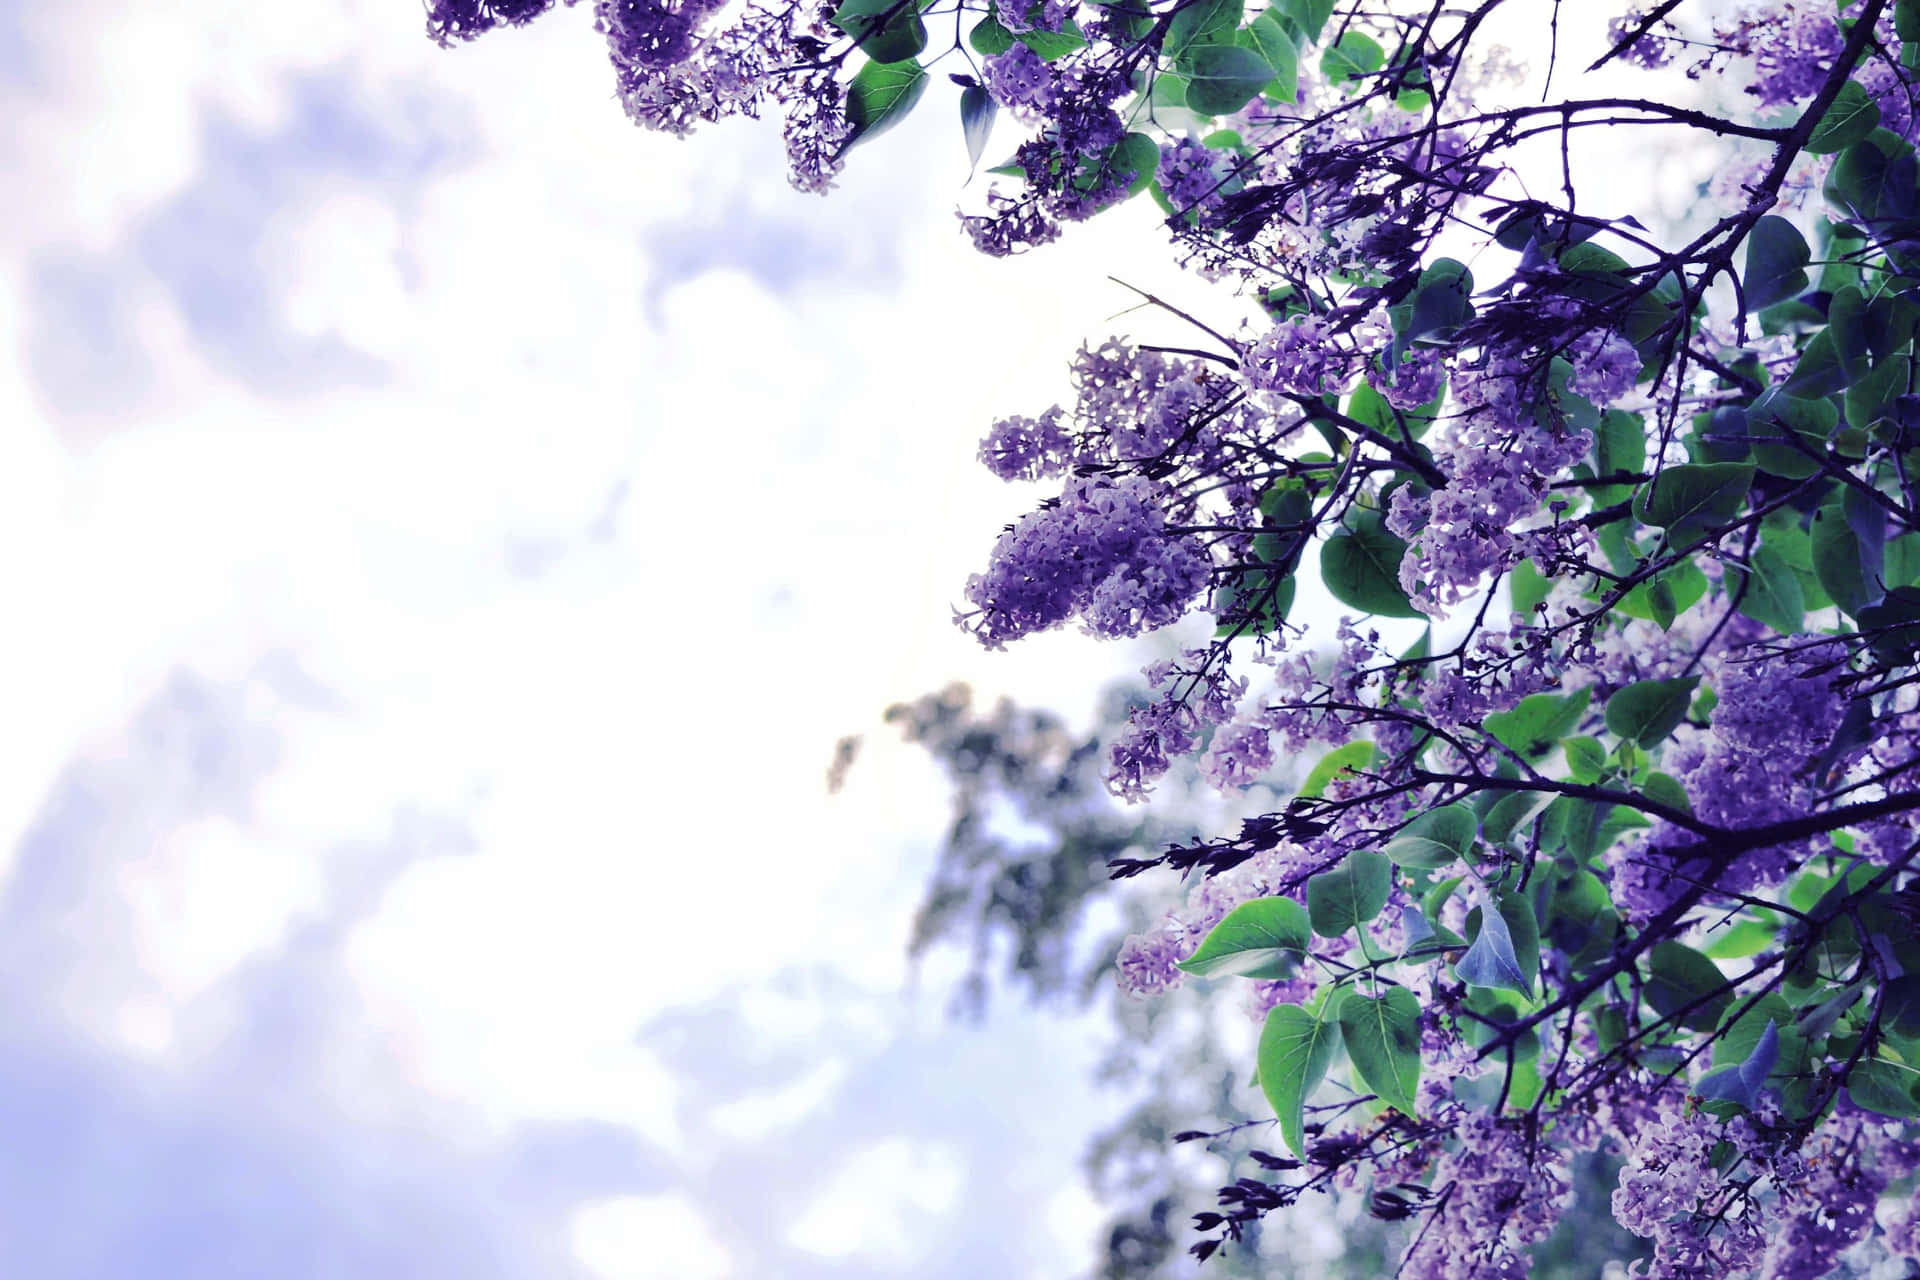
1401, 1114, 1573, 1280
961, 475, 1210, 648
1242, 314, 1358, 398
1391, 358, 1591, 615
1565, 329, 1642, 406
1369, 346, 1446, 410
1605, 11, 1677, 69
979, 406, 1074, 481
983, 44, 1056, 120
426, 0, 560, 44
1157, 137, 1226, 219
1198, 719, 1274, 791
1717, 2, 1844, 108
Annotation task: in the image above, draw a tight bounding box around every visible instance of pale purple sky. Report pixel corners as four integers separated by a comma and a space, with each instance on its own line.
0, 0, 1231, 1274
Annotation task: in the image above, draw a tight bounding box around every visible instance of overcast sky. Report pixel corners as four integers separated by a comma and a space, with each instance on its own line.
0, 1, 1238, 1275
0, 0, 1731, 1274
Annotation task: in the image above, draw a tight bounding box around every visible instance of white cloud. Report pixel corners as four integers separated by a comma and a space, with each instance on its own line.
570, 1192, 735, 1280
786, 1137, 967, 1265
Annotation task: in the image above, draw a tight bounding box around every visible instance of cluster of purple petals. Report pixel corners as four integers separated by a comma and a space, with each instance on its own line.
1242, 313, 1359, 398
1604, 11, 1677, 69
426, 0, 561, 45
1369, 346, 1446, 410
1565, 329, 1641, 407
959, 191, 1063, 256
604, 0, 721, 67
979, 406, 1075, 480
1156, 137, 1225, 218
1114, 928, 1187, 996
994, 0, 1073, 34
961, 475, 1210, 649
1717, 2, 1843, 108
1400, 1115, 1573, 1280
1198, 719, 1274, 790
1108, 650, 1244, 799
1390, 375, 1591, 615
983, 44, 1056, 121
783, 72, 853, 193
1609, 648, 1845, 922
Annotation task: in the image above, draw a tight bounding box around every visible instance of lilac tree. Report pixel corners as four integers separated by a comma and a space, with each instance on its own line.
432, 1, 1920, 1274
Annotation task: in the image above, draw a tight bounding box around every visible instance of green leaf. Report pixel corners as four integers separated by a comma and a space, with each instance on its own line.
1307, 849, 1392, 938
1391, 259, 1474, 360
1695, 1018, 1778, 1110
1829, 284, 1874, 381
959, 83, 997, 173
1729, 544, 1806, 635
1646, 940, 1731, 1031
1258, 1004, 1340, 1156
1703, 914, 1779, 960
1811, 498, 1887, 616
1165, 0, 1241, 60
1457, 891, 1539, 995
1742, 215, 1811, 311
1807, 81, 1882, 155
1746, 387, 1838, 480
967, 13, 1014, 53
1784, 327, 1846, 398
1236, 12, 1299, 101
1321, 508, 1420, 618
1632, 462, 1755, 548
1592, 410, 1647, 502
1715, 991, 1809, 1084
1640, 770, 1691, 816
1823, 129, 1920, 230
1510, 557, 1550, 618
1846, 354, 1911, 430
1108, 131, 1161, 195
1561, 735, 1607, 784
1483, 688, 1592, 760
844, 58, 928, 147
1182, 43, 1277, 115
1858, 585, 1920, 663
1335, 986, 1422, 1114
832, 0, 928, 62
1383, 803, 1477, 870
1604, 677, 1700, 747
1179, 896, 1313, 978
1847, 1057, 1920, 1118
1483, 789, 1555, 848
1320, 30, 1383, 86
968, 14, 1085, 57
1274, 0, 1334, 44
1619, 561, 1707, 627
1300, 740, 1376, 797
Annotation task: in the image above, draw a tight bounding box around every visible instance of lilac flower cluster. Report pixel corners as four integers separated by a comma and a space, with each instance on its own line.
1390, 360, 1592, 614
1156, 137, 1226, 220
978, 406, 1074, 481
1715, 3, 1844, 108
1565, 329, 1641, 407
1605, 11, 1677, 70
1108, 649, 1244, 800
1401, 1115, 1574, 1280
1243, 311, 1389, 401
1369, 347, 1446, 410
983, 44, 1056, 121
426, 0, 564, 45
960, 475, 1210, 649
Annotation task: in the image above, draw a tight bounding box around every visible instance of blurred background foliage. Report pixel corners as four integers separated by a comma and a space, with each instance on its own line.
875, 678, 1651, 1279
